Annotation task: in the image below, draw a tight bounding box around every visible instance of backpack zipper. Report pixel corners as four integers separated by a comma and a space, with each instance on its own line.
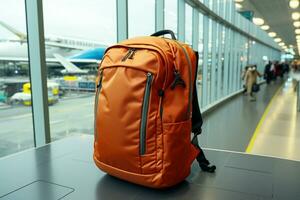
128, 48, 136, 59
121, 48, 136, 62
158, 89, 164, 119
140, 72, 153, 155
94, 72, 103, 140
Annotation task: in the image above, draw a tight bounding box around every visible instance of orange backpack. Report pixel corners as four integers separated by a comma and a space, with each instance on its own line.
94, 30, 215, 188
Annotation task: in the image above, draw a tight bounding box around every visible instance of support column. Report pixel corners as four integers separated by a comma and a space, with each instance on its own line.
155, 0, 164, 31
117, 0, 128, 42
25, 0, 50, 146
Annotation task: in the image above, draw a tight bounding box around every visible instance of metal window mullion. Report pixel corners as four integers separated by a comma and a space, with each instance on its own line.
178, 0, 185, 41
230, 32, 236, 93
239, 36, 245, 89
233, 32, 239, 92
155, 0, 164, 31
234, 33, 242, 91
233, 31, 238, 92
247, 38, 250, 66
117, 0, 128, 42
229, 29, 235, 93
25, 0, 50, 147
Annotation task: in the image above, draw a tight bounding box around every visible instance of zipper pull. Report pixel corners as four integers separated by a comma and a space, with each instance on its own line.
121, 49, 132, 62
128, 48, 136, 59
121, 48, 136, 62
170, 70, 186, 90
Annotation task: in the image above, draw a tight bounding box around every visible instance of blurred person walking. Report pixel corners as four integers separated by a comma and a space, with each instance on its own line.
245, 65, 261, 101
264, 61, 272, 84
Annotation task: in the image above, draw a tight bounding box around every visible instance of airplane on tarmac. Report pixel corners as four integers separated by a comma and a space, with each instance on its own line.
0, 20, 106, 74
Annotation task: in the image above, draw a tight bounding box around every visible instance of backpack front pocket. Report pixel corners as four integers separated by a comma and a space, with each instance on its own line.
95, 67, 159, 174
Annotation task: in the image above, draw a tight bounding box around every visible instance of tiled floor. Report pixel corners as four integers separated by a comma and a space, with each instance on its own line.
249, 78, 300, 161
199, 80, 283, 152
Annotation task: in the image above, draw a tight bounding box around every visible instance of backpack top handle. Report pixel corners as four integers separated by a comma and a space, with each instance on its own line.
151, 30, 177, 40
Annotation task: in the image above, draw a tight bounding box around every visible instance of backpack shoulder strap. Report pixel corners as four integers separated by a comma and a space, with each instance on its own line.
191, 51, 203, 135
191, 51, 216, 173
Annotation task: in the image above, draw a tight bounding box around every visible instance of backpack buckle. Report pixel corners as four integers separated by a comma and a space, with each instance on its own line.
170, 70, 186, 90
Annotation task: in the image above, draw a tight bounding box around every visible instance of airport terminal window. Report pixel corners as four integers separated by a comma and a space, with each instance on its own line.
198, 13, 204, 106
219, 25, 225, 98
208, 0, 213, 10
213, 22, 219, 100
206, 18, 212, 105
0, 0, 34, 157
228, 30, 233, 93
42, 0, 116, 141
229, 30, 235, 93
128, 0, 155, 37
185, 3, 193, 45
164, 0, 178, 38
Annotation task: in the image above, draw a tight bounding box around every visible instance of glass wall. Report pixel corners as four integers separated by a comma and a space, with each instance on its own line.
191, 0, 280, 108
164, 0, 178, 38
128, 0, 155, 37
0, 0, 282, 158
206, 18, 212, 106
197, 12, 204, 105
0, 0, 34, 157
185, 3, 193, 45
42, 0, 116, 142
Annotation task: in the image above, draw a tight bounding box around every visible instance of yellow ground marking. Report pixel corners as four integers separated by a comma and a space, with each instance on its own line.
245, 85, 283, 153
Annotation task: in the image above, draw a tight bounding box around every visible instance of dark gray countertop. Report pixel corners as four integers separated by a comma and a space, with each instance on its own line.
0, 136, 299, 200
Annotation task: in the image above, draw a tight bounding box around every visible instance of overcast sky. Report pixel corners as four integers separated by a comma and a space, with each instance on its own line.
0, 0, 117, 45
0, 0, 179, 45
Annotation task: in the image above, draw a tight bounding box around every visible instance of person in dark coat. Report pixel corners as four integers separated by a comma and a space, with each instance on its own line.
264, 61, 272, 84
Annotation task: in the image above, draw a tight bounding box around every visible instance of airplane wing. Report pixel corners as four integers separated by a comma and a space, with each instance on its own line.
53, 53, 88, 74
0, 21, 27, 41
1, 20, 108, 52
45, 41, 85, 50
0, 56, 99, 64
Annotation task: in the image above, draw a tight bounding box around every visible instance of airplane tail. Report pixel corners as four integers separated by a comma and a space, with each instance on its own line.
0, 21, 27, 41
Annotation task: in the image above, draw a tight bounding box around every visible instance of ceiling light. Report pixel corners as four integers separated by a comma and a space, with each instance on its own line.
253, 17, 264, 26
295, 29, 300, 34
268, 32, 277, 37
296, 35, 300, 39
292, 12, 300, 20
234, 0, 244, 2
235, 3, 243, 9
278, 42, 285, 46
235, 3, 242, 9
290, 0, 300, 9
294, 21, 300, 27
261, 25, 270, 30
274, 38, 282, 42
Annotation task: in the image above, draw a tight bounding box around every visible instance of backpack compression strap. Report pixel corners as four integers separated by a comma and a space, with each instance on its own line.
191, 52, 216, 173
